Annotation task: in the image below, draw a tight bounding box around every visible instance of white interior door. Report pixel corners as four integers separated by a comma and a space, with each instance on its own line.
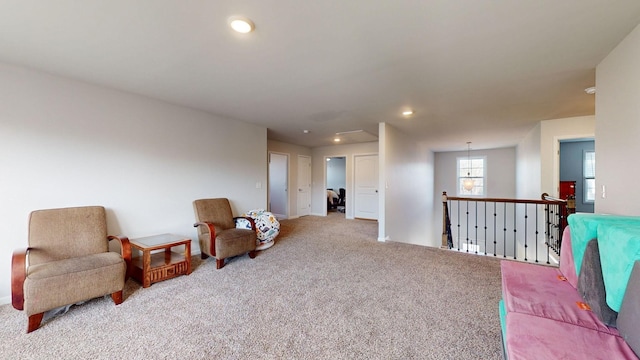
297, 155, 311, 216
354, 154, 379, 220
268, 152, 288, 218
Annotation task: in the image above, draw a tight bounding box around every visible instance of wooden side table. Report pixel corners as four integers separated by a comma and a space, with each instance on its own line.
130, 233, 192, 288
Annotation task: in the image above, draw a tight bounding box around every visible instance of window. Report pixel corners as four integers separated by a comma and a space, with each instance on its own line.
584, 150, 595, 202
457, 156, 485, 196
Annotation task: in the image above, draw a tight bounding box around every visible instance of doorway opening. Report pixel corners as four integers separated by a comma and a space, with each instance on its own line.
559, 138, 595, 213
326, 156, 346, 216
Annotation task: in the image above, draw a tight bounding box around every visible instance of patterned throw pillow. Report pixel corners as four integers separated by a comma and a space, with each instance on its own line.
236, 209, 280, 248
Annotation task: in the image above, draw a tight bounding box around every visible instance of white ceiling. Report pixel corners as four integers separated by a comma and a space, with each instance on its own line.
1, 1, 639, 151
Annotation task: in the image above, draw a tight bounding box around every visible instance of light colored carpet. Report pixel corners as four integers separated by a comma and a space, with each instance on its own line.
0, 212, 503, 359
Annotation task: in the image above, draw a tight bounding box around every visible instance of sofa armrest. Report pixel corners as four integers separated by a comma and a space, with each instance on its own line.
108, 235, 131, 280
11, 247, 29, 311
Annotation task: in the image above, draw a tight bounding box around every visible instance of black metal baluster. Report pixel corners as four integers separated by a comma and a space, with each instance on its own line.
457, 200, 461, 251
513, 203, 517, 260
493, 202, 497, 256
524, 204, 528, 262
503, 203, 507, 258
536, 205, 539, 262
465, 200, 470, 252
484, 202, 487, 256
474, 201, 478, 254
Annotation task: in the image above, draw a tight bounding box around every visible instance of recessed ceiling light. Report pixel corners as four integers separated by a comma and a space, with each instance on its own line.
584, 86, 596, 95
303, 129, 310, 134
402, 110, 414, 116
229, 16, 255, 33
334, 138, 341, 142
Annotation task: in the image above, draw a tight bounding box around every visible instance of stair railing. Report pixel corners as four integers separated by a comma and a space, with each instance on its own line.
441, 191, 570, 264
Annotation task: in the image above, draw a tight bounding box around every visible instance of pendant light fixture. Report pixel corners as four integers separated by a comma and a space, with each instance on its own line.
462, 142, 474, 191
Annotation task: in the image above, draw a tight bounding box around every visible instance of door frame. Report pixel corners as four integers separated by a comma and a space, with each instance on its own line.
323, 155, 348, 216
553, 135, 595, 197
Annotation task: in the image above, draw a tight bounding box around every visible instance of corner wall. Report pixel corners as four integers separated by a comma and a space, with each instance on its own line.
380, 123, 434, 246
0, 63, 267, 302
516, 123, 542, 199
595, 23, 640, 215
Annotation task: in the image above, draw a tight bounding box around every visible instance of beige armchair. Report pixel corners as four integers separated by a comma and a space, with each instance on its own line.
11, 206, 131, 333
193, 198, 257, 269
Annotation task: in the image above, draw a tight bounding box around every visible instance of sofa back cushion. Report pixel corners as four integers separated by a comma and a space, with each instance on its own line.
597, 224, 640, 312
568, 214, 640, 282
577, 239, 618, 327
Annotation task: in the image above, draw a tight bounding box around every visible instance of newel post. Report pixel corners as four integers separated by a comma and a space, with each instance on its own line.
442, 191, 449, 249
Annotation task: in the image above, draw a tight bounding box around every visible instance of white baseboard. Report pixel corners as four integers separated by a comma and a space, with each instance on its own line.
378, 236, 390, 242
311, 212, 324, 216
288, 215, 299, 220
0, 295, 10, 306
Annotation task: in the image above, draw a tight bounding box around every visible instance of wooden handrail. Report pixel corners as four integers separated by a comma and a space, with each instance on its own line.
443, 191, 565, 205
541, 192, 566, 202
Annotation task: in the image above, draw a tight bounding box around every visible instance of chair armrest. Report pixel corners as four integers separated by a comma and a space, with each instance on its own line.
11, 248, 29, 311
194, 221, 217, 238
234, 216, 257, 231
194, 222, 217, 256
108, 235, 132, 279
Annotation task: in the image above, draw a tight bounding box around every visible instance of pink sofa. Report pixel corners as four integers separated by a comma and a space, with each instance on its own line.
499, 216, 640, 360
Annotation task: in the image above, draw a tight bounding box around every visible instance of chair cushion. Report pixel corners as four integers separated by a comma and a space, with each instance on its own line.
28, 206, 108, 264
505, 312, 637, 360
193, 199, 235, 230
24, 252, 125, 316
501, 260, 617, 334
214, 228, 257, 259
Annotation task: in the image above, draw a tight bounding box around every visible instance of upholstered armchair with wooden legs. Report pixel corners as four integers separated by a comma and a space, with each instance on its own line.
193, 198, 257, 269
11, 206, 131, 333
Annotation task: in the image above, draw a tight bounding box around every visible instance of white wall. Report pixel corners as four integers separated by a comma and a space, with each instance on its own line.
0, 63, 267, 302
379, 123, 434, 246
311, 142, 378, 218
267, 140, 312, 218
516, 123, 542, 199
539, 116, 595, 197
595, 23, 640, 215
435, 147, 517, 199
434, 146, 517, 248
